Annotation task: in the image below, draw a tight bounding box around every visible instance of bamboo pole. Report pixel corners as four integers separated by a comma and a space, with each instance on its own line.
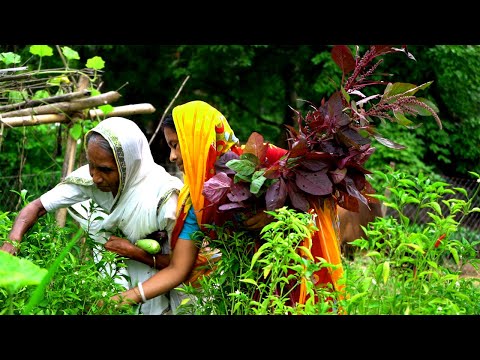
0, 91, 121, 118
55, 75, 91, 227
0, 104, 156, 127
0, 89, 91, 113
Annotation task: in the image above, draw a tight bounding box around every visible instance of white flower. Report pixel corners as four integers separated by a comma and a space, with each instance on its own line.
372, 278, 377, 285
437, 306, 442, 312
81, 280, 85, 284
102, 291, 107, 297
455, 281, 460, 288
74, 272, 79, 276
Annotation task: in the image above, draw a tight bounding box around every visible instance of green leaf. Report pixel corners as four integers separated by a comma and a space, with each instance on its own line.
32, 90, 50, 100
240, 152, 259, 166
393, 110, 416, 127
86, 56, 105, 70
0, 251, 47, 293
29, 45, 53, 57
97, 104, 114, 116
382, 261, 390, 284
410, 97, 439, 115
61, 46, 80, 61
69, 123, 83, 140
0, 52, 21, 65
250, 172, 266, 194
384, 81, 433, 99
347, 291, 368, 303
47, 76, 71, 86
233, 173, 251, 183
263, 263, 272, 278
240, 278, 257, 286
227, 158, 256, 176
8, 90, 27, 103
90, 88, 101, 96
429, 202, 442, 215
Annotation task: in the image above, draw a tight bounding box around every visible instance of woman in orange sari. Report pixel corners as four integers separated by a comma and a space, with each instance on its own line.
162, 100, 344, 311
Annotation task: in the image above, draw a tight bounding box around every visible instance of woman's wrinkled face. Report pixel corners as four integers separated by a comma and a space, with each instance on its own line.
87, 141, 120, 197
163, 126, 184, 173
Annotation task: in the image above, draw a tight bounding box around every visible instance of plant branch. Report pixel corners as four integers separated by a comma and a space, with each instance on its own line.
148, 75, 190, 145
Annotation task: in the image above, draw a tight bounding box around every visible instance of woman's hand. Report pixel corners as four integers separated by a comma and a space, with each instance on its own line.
104, 235, 135, 257
0, 241, 19, 255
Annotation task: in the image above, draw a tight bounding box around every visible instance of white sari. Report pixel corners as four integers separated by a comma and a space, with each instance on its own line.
41, 117, 183, 314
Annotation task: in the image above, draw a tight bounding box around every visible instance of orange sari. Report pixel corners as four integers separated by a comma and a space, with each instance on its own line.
259, 145, 345, 305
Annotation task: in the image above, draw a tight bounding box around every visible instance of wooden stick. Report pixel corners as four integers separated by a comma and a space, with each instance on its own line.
56, 75, 90, 228
0, 89, 91, 113
0, 91, 121, 118
148, 75, 190, 145
89, 103, 156, 118
1, 103, 157, 127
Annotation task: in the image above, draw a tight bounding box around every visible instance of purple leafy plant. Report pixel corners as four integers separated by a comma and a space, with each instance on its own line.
202, 45, 442, 217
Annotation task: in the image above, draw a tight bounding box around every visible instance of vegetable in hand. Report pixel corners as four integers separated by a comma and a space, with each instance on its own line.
136, 239, 161, 254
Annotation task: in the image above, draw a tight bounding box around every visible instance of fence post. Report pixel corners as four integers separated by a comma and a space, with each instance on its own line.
55, 75, 90, 227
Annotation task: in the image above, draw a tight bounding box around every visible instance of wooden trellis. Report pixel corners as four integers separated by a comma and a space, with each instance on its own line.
0, 68, 156, 226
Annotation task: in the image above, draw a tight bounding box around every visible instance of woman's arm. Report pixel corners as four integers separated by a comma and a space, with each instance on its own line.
104, 235, 170, 269
111, 238, 198, 305
0, 198, 47, 255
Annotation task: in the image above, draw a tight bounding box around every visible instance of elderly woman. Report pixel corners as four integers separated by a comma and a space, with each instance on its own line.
1, 117, 184, 315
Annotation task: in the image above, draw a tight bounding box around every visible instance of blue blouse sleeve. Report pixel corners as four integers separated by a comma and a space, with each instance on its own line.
178, 206, 201, 240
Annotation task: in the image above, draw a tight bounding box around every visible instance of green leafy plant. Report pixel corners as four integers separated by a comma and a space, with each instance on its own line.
0, 193, 134, 315
176, 207, 343, 315
0, 251, 47, 315
179, 169, 480, 315
340, 169, 480, 314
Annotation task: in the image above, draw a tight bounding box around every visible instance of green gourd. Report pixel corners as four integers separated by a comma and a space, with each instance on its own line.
136, 239, 161, 254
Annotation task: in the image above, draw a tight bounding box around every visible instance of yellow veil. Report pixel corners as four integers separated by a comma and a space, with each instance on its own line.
170, 100, 239, 247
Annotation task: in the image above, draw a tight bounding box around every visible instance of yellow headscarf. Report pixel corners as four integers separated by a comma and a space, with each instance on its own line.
170, 100, 239, 246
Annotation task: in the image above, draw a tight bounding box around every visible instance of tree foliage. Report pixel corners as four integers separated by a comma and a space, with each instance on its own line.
1, 44, 479, 183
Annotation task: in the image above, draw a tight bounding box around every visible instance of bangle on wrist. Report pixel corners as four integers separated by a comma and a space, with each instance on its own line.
137, 281, 147, 303
152, 255, 156, 269
133, 287, 142, 303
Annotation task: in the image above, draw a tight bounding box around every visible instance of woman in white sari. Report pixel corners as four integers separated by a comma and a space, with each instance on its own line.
1, 117, 183, 315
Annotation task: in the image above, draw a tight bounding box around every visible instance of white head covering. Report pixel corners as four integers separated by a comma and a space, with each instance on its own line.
64, 116, 183, 241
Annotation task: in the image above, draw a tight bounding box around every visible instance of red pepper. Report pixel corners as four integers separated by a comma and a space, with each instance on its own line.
434, 234, 446, 248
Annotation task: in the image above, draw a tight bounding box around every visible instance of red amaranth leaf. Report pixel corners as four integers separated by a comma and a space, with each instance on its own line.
243, 132, 268, 161
264, 160, 287, 179
287, 181, 309, 212
203, 172, 232, 203
372, 133, 407, 150
289, 137, 308, 158
295, 169, 332, 196
227, 182, 252, 202
219, 202, 246, 211
371, 45, 394, 56
329, 168, 347, 184
326, 91, 350, 129
331, 45, 356, 74
215, 151, 240, 175
343, 176, 368, 208
301, 159, 329, 172
265, 177, 287, 211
